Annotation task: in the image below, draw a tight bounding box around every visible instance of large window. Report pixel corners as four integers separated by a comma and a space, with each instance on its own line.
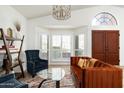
51, 35, 71, 61
39, 33, 85, 62
75, 34, 84, 56
40, 34, 48, 59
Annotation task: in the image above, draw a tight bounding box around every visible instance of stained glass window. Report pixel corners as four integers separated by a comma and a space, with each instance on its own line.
92, 12, 117, 25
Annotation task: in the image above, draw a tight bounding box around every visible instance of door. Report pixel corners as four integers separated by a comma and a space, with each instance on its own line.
92, 31, 106, 62
105, 31, 119, 65
92, 30, 119, 65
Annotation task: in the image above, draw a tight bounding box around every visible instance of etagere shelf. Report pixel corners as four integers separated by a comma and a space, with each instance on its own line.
0, 28, 25, 78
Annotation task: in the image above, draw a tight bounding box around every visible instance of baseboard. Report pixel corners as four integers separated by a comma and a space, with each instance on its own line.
49, 63, 70, 66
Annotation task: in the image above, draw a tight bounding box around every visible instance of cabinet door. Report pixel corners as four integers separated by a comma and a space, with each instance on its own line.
92, 31, 106, 62
105, 31, 119, 65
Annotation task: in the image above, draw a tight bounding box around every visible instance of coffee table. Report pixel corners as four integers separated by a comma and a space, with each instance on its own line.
37, 68, 65, 88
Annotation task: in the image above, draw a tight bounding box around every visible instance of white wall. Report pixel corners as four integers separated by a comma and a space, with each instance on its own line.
28, 5, 124, 66
27, 21, 49, 49
35, 27, 49, 49
0, 6, 27, 70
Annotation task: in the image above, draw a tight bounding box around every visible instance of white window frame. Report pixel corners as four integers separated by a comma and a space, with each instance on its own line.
50, 34, 72, 62
38, 34, 49, 60
36, 29, 87, 63
74, 34, 85, 56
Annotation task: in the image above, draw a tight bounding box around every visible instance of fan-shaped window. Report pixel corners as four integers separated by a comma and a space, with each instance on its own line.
92, 12, 117, 26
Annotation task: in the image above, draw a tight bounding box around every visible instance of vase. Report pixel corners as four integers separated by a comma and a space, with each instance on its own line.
15, 31, 22, 39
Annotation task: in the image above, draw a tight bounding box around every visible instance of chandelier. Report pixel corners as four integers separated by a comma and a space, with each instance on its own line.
52, 5, 71, 20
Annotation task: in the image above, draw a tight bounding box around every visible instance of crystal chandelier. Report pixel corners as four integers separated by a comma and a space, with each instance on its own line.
52, 5, 71, 20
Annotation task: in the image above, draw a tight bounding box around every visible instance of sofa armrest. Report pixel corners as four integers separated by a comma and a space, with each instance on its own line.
70, 57, 80, 66
81, 67, 122, 88
40, 59, 48, 63
0, 73, 15, 83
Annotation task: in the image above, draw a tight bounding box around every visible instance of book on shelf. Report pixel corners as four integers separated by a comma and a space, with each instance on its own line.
0, 48, 19, 54
0, 45, 17, 50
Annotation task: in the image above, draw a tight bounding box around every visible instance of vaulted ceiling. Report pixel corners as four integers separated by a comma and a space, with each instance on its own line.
11, 5, 124, 29
12, 5, 96, 19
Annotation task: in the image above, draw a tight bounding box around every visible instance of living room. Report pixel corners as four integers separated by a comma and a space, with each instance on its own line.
0, 1, 124, 90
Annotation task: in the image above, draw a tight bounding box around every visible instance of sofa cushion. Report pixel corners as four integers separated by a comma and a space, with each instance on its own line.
77, 58, 85, 68
94, 61, 111, 67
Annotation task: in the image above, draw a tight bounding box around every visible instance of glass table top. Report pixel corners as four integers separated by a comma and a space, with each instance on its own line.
37, 68, 65, 81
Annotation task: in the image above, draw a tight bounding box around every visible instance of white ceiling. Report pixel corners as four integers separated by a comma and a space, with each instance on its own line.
12, 5, 96, 19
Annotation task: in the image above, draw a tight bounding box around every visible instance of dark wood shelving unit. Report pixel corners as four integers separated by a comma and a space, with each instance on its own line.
0, 28, 25, 78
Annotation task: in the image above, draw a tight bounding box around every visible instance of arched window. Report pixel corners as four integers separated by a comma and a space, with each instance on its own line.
92, 12, 118, 26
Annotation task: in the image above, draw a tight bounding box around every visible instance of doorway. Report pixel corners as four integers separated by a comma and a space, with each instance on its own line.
92, 30, 120, 65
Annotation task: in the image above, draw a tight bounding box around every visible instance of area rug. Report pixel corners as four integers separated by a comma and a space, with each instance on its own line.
20, 66, 75, 88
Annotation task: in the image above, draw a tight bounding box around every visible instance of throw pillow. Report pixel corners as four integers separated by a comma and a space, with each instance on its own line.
83, 59, 87, 67
86, 59, 91, 67
89, 58, 98, 67
77, 58, 85, 68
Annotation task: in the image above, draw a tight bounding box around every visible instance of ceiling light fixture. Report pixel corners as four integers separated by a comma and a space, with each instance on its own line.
52, 5, 71, 20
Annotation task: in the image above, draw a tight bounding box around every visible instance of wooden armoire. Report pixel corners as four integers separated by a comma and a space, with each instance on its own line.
92, 30, 120, 65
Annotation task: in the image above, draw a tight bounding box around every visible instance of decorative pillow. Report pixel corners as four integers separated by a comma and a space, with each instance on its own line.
83, 59, 88, 67
77, 58, 85, 68
89, 58, 98, 67
86, 59, 91, 67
